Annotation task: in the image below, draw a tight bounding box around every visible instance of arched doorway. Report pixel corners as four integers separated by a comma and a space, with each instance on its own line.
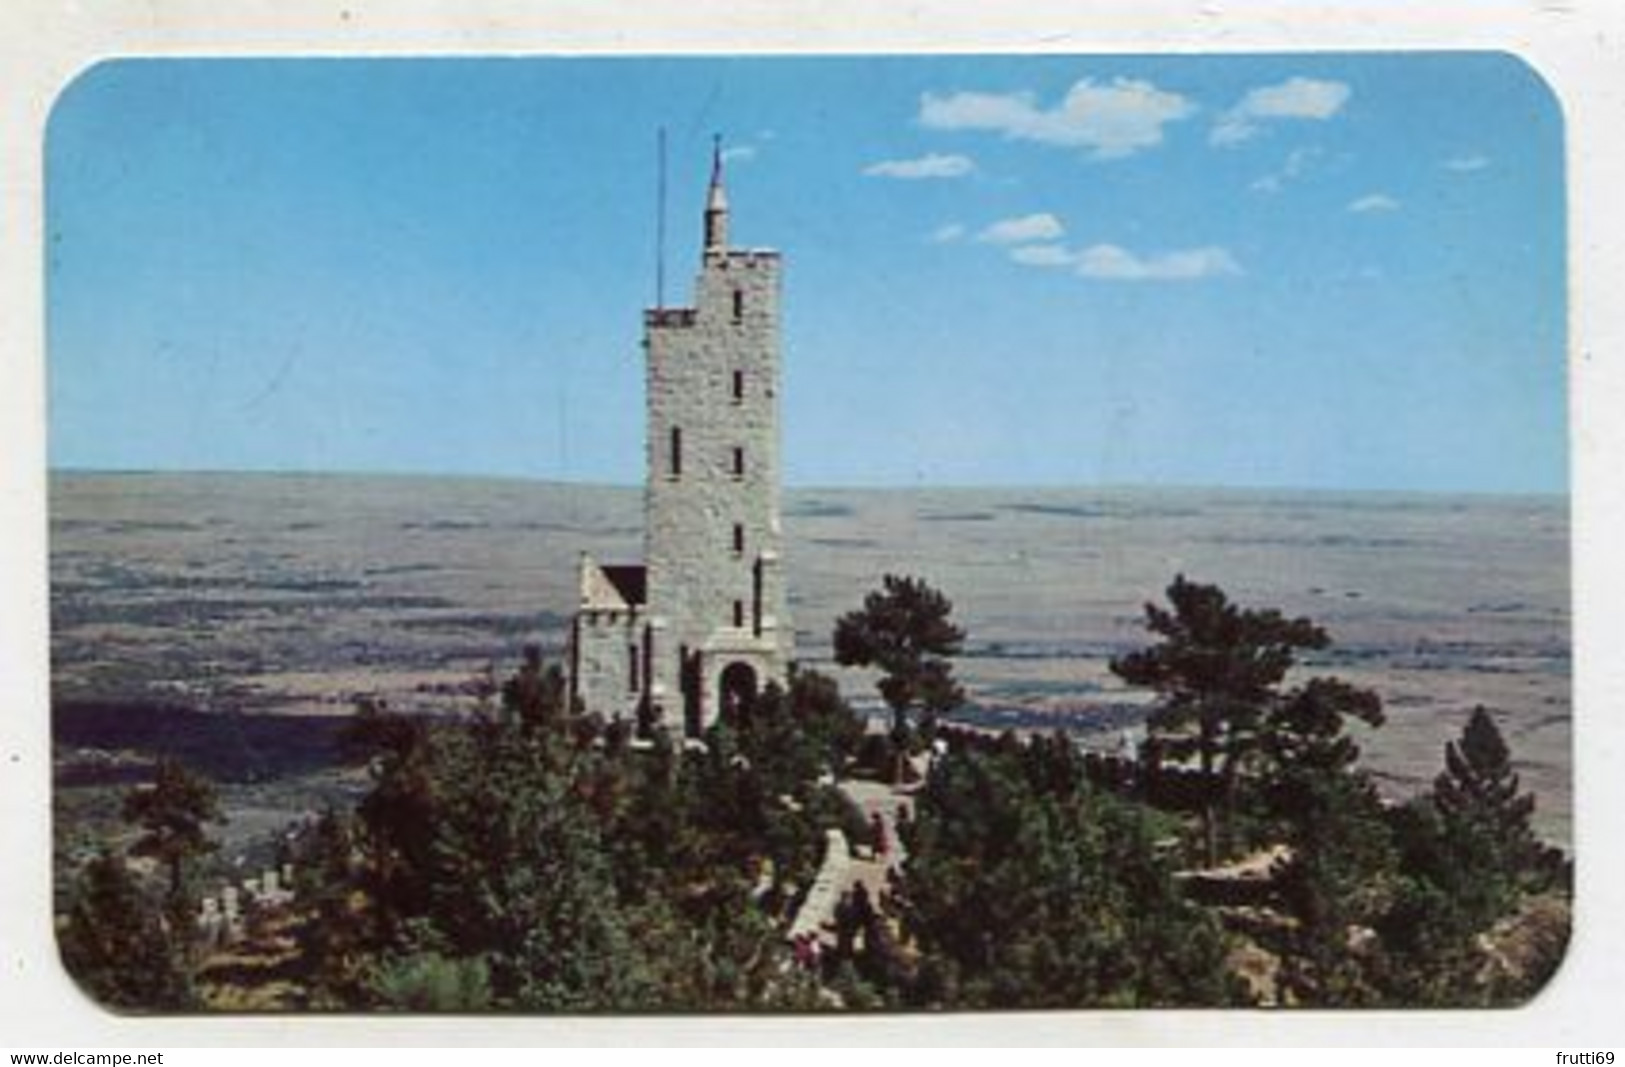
718, 661, 759, 727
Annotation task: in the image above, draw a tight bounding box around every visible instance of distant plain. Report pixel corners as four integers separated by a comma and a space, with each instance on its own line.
49, 471, 1571, 849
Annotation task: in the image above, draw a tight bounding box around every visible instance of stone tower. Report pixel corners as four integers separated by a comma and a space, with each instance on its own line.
569, 143, 791, 737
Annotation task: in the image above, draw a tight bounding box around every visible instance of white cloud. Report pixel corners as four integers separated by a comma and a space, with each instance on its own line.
1347, 193, 1400, 214
1009, 244, 1076, 267
1250, 147, 1319, 194
1075, 243, 1241, 281
720, 145, 757, 164
1212, 77, 1351, 146
1239, 77, 1350, 119
920, 77, 1196, 159
1443, 154, 1490, 172
1004, 239, 1241, 281
977, 213, 1066, 245
863, 152, 976, 180
931, 222, 967, 243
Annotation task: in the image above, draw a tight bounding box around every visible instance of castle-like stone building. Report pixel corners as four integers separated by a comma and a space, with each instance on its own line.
569, 147, 792, 737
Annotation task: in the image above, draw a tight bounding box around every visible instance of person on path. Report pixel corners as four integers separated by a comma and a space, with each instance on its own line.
834, 890, 856, 957
851, 881, 876, 930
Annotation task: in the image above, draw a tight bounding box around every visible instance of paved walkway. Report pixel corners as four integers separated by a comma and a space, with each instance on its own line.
785, 773, 916, 948
840, 777, 911, 896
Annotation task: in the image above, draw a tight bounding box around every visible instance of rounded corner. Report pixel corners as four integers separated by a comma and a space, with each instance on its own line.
44, 56, 136, 154
51, 918, 151, 1019
1482, 49, 1568, 139
1492, 891, 1576, 1010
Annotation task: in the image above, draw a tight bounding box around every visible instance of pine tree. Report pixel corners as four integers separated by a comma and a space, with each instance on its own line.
1268, 768, 1394, 1005
413, 716, 656, 1010
1374, 705, 1555, 1005
1248, 673, 1390, 1004
897, 737, 1240, 1008
1434, 706, 1541, 884
121, 759, 223, 904
789, 666, 867, 774
501, 643, 570, 731
58, 850, 193, 1011
1111, 575, 1330, 864
345, 701, 438, 939
331, 651, 846, 1010
296, 809, 371, 1007
834, 574, 965, 781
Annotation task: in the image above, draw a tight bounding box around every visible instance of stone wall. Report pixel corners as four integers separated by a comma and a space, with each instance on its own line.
572, 607, 647, 724
644, 247, 791, 732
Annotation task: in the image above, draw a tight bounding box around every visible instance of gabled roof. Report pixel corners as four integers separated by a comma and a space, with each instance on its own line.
579, 554, 647, 610
601, 565, 647, 607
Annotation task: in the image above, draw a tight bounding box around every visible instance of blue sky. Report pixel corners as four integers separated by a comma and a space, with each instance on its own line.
46, 54, 1565, 493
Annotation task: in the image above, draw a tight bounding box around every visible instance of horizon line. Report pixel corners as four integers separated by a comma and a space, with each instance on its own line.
45, 464, 1571, 500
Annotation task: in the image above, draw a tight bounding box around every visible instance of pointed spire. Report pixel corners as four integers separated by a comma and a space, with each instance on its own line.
704, 134, 729, 251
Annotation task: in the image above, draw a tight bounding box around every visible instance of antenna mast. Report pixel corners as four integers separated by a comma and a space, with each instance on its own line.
655, 126, 668, 310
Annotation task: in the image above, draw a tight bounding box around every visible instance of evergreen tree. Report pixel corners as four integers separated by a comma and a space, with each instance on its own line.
897, 737, 1240, 1008
1261, 677, 1385, 781
1112, 585, 1393, 1005
344, 700, 438, 940
1374, 706, 1560, 1005
834, 574, 965, 732
1111, 575, 1330, 865
834, 574, 965, 780
295, 808, 371, 1008
1373, 799, 1494, 1004
734, 682, 818, 800
58, 850, 193, 1011
121, 759, 223, 904
501, 643, 570, 731
1249, 677, 1391, 1004
321, 649, 872, 1010
1434, 706, 1543, 887
607, 727, 688, 902
424, 719, 658, 1010
788, 666, 867, 774
1267, 767, 1395, 1005
732, 670, 866, 800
